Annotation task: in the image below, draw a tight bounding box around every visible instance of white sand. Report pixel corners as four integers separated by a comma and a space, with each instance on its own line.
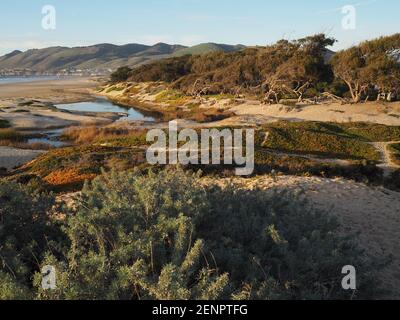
229, 101, 400, 126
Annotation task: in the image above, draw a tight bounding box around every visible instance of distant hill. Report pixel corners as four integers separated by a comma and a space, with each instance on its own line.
173, 43, 245, 57
0, 42, 245, 74
0, 43, 187, 73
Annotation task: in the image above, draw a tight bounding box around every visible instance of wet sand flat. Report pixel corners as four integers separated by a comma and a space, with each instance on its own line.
0, 146, 45, 170
0, 77, 98, 102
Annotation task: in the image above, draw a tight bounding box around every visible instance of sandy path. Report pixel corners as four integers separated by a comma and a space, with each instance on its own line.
208, 175, 400, 298
371, 141, 400, 176
0, 147, 45, 170
229, 101, 400, 126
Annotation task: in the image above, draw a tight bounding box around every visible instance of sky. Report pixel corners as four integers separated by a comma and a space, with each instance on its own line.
0, 0, 399, 55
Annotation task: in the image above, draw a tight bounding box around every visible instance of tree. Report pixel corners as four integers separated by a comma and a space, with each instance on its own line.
110, 66, 132, 83
278, 34, 335, 102
331, 47, 368, 103
331, 34, 400, 103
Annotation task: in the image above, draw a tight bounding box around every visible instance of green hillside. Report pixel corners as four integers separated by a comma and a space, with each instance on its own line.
0, 43, 186, 73
173, 43, 245, 57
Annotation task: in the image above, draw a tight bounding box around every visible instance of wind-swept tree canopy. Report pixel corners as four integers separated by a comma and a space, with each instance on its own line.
126, 33, 400, 104
128, 34, 336, 101
331, 34, 400, 102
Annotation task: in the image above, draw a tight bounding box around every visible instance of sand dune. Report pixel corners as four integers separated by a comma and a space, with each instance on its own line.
229, 101, 400, 126
208, 175, 400, 298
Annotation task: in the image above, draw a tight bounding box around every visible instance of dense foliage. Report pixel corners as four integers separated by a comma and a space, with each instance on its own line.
0, 168, 384, 300
331, 34, 400, 102
112, 33, 400, 103
126, 34, 335, 101
0, 181, 64, 299
110, 66, 132, 83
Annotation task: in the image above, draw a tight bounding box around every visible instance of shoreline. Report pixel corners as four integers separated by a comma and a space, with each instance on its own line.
0, 77, 120, 131
0, 76, 100, 103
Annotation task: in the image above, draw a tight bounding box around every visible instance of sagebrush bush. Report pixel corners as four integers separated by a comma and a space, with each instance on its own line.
0, 168, 386, 300
0, 181, 64, 299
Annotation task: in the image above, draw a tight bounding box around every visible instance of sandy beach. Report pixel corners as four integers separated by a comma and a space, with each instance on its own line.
0, 77, 115, 130
0, 77, 98, 102
229, 100, 400, 126
0, 77, 118, 169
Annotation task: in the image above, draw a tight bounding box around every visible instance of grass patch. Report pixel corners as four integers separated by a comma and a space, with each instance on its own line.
12, 121, 400, 192
155, 89, 191, 107
105, 85, 125, 93
19, 144, 147, 191
206, 94, 235, 101
260, 122, 381, 161
17, 101, 34, 106
62, 126, 148, 146
0, 140, 52, 150
340, 123, 400, 142
0, 119, 10, 128
0, 129, 23, 141
13, 109, 30, 113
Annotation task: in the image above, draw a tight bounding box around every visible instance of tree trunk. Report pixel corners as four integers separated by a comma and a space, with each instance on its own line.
344, 80, 361, 103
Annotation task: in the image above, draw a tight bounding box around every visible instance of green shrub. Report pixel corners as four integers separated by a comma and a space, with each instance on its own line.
0, 180, 64, 299
110, 66, 132, 83
30, 167, 383, 300
0, 129, 22, 141
261, 122, 381, 161
0, 119, 10, 128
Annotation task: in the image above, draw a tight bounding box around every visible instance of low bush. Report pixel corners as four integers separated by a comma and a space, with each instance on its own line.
0, 129, 22, 141
261, 122, 382, 161
110, 66, 132, 83
0, 180, 65, 299
0, 168, 385, 300
0, 119, 10, 128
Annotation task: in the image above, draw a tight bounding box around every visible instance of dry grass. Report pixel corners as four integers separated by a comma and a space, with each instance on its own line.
0, 140, 52, 150
0, 128, 53, 150
0, 128, 22, 141
62, 126, 135, 144
44, 168, 97, 187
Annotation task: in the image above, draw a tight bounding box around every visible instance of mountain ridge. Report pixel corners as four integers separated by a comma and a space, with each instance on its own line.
0, 42, 245, 74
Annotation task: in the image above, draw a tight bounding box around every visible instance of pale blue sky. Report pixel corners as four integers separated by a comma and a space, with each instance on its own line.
0, 0, 399, 55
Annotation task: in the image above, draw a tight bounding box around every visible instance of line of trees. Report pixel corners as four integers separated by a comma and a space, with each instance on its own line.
112, 33, 400, 104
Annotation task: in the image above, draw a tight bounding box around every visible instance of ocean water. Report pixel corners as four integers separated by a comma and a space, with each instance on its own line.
0, 76, 61, 85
